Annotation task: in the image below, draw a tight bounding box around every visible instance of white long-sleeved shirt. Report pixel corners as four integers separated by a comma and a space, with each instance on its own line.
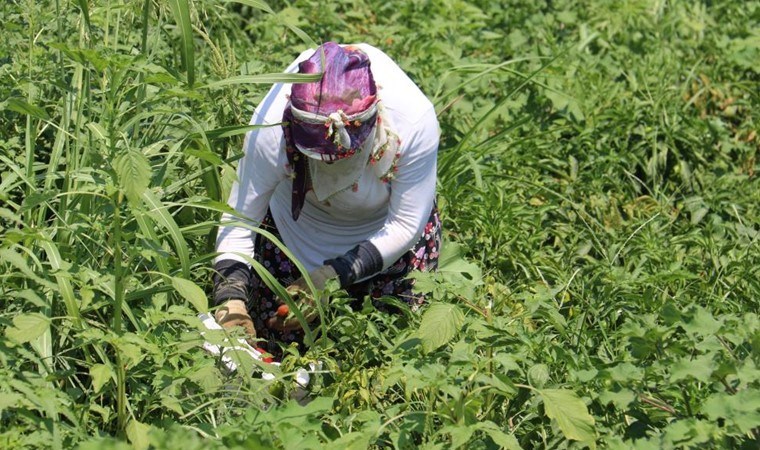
216, 43, 439, 272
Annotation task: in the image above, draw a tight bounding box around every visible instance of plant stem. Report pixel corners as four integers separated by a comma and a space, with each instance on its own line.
110, 191, 128, 435
24, 1, 35, 228
115, 351, 127, 436
112, 193, 124, 335
425, 387, 435, 436
680, 384, 693, 417
133, 0, 152, 132
638, 394, 677, 415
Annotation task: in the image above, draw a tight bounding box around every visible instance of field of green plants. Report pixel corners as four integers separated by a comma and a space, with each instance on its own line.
1, 0, 758, 448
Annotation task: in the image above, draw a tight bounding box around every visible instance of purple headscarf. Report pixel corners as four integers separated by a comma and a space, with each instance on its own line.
292, 43, 377, 115
283, 42, 379, 220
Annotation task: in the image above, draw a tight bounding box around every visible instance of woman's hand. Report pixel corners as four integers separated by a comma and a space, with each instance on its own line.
266, 265, 337, 331
215, 299, 256, 340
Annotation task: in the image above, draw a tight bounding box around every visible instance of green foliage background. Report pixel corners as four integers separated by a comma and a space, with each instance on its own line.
0, 0, 758, 448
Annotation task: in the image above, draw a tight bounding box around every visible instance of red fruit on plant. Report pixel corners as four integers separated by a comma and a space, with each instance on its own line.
256, 348, 274, 363
276, 304, 289, 317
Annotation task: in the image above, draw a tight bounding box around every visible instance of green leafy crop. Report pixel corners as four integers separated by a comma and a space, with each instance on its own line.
1, 0, 758, 449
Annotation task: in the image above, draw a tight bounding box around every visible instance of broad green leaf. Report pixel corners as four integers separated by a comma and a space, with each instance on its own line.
114, 150, 151, 202
224, 0, 274, 14
528, 364, 550, 388
407, 271, 439, 296
80, 286, 95, 311
450, 339, 477, 364
661, 418, 716, 447
410, 242, 483, 298
736, 359, 760, 385
545, 89, 584, 122
187, 365, 222, 390
6, 314, 51, 344
606, 362, 644, 383
75, 439, 131, 450
268, 396, 333, 421
126, 419, 151, 450
702, 391, 760, 434
417, 303, 464, 352
572, 368, 598, 383
9, 289, 47, 308
0, 248, 57, 289
726, 35, 760, 72
682, 306, 722, 337
224, 348, 282, 376
474, 421, 521, 449
171, 277, 207, 312
441, 424, 475, 448
669, 353, 715, 383
598, 389, 636, 409
89, 364, 114, 392
0, 393, 23, 412
161, 395, 184, 415
539, 388, 596, 449
438, 242, 482, 282
477, 373, 516, 396
660, 302, 682, 325
492, 352, 520, 371
330, 431, 372, 450
556, 10, 577, 24
31, 322, 52, 375
114, 340, 145, 370
167, 0, 194, 87
6, 97, 50, 120
0, 207, 21, 224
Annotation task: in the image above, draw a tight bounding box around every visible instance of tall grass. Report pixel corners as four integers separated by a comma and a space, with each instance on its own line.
0, 0, 318, 444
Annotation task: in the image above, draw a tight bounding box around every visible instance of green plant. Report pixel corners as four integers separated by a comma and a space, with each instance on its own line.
1, 0, 758, 448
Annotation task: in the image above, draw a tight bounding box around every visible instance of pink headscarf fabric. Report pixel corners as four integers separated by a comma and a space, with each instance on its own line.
291, 42, 377, 115
283, 42, 380, 220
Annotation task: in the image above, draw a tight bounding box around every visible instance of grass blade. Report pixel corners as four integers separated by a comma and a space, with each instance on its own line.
141, 190, 191, 278
38, 237, 82, 328
167, 0, 194, 87
188, 123, 277, 141
439, 52, 563, 177
75, 0, 91, 31
201, 72, 322, 89
219, 219, 316, 294
234, 253, 316, 347
284, 23, 317, 48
